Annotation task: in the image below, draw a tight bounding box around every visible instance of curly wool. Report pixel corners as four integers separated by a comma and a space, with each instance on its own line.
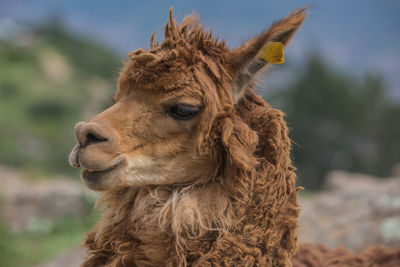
79, 9, 400, 267
82, 89, 299, 266
81, 12, 299, 266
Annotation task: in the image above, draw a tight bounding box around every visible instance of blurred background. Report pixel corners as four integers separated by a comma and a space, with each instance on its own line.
0, 1, 399, 266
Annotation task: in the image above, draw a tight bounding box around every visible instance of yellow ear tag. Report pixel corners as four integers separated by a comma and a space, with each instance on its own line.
257, 42, 284, 64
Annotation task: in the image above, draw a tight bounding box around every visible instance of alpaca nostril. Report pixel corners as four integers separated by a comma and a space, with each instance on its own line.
74, 121, 114, 148
84, 132, 107, 147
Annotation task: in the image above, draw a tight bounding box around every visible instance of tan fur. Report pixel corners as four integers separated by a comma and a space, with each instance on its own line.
68, 7, 400, 267
67, 8, 305, 266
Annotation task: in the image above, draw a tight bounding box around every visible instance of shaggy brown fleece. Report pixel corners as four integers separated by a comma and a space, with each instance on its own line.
71, 8, 400, 267
82, 91, 300, 266
79, 9, 302, 267
292, 243, 400, 267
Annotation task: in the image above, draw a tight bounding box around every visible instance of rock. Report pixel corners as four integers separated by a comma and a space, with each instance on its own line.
298, 170, 400, 252
392, 163, 400, 177
0, 165, 96, 232
36, 247, 86, 267
324, 170, 380, 192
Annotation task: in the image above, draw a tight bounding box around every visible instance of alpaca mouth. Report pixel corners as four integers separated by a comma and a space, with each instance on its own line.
81, 159, 125, 190
82, 162, 121, 181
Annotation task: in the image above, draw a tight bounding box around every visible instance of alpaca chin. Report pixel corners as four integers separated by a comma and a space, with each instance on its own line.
81, 163, 122, 190
80, 155, 127, 191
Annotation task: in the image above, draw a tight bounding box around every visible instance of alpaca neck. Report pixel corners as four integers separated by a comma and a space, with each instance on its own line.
91, 182, 233, 264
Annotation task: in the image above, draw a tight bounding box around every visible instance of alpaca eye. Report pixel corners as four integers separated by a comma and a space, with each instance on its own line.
167, 104, 200, 120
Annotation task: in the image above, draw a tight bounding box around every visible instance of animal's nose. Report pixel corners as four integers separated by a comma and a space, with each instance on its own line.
74, 122, 109, 147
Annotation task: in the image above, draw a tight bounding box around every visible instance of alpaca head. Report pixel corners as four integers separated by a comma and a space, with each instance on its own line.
69, 8, 306, 191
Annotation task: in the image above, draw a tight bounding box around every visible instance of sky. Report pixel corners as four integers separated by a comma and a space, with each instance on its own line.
1, 0, 399, 98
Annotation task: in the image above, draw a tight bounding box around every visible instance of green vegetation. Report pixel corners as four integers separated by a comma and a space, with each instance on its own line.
0, 23, 120, 176
0, 211, 99, 267
267, 55, 400, 190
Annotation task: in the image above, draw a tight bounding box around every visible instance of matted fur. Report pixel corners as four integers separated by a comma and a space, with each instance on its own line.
75, 8, 400, 267
81, 9, 300, 267
292, 244, 400, 267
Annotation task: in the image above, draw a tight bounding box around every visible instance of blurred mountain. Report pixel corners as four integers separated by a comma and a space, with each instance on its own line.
0, 20, 120, 176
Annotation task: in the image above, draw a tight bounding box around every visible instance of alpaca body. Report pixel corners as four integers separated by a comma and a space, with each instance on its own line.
68, 7, 400, 267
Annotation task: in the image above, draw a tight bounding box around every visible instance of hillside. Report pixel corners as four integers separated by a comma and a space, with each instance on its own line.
0, 22, 121, 176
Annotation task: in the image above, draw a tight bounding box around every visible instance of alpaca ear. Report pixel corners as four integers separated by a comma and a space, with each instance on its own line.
227, 7, 307, 103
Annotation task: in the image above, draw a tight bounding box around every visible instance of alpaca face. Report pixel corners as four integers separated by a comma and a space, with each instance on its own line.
69, 8, 306, 191
69, 53, 222, 190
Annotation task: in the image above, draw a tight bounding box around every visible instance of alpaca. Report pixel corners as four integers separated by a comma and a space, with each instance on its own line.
69, 8, 400, 266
